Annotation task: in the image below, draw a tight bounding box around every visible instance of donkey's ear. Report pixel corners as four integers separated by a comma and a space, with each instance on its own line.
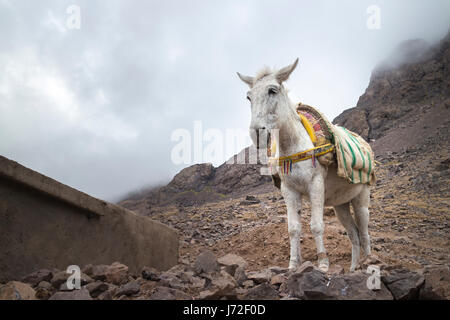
237, 72, 254, 88
275, 58, 299, 83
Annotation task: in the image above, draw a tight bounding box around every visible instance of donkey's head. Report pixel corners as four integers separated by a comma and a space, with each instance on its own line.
237, 58, 298, 148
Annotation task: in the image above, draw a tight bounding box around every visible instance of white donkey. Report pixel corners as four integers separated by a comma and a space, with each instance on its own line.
237, 59, 371, 272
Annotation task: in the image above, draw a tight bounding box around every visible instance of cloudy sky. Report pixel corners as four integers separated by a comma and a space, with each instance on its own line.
0, 0, 449, 201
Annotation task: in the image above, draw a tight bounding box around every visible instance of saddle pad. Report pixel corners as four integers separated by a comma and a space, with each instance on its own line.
269, 103, 375, 187
296, 103, 334, 147
296, 103, 335, 166
332, 125, 376, 185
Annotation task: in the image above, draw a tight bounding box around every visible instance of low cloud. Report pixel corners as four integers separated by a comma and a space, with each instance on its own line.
0, 0, 449, 200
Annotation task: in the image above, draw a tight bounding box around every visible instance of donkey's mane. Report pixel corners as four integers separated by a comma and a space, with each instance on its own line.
253, 66, 274, 84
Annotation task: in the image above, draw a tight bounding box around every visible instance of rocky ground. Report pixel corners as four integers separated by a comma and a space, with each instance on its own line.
128, 128, 449, 300
3, 148, 448, 300
136, 147, 449, 274
1, 251, 448, 300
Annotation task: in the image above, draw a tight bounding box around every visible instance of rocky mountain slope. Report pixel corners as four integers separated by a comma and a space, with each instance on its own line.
120, 147, 273, 211
332, 30, 449, 213
333, 32, 449, 143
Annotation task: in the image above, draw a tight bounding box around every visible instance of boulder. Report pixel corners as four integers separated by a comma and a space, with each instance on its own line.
34, 281, 53, 300
268, 266, 289, 275
97, 290, 113, 300
382, 269, 425, 300
243, 283, 279, 300
37, 281, 53, 290
105, 262, 129, 285
420, 265, 450, 300
142, 266, 161, 281
85, 281, 109, 298
0, 281, 36, 300
82, 264, 94, 276
115, 281, 140, 297
270, 273, 287, 286
35, 287, 52, 300
289, 261, 314, 276
287, 269, 393, 300
21, 269, 53, 287
331, 272, 393, 300
158, 269, 186, 290
198, 271, 237, 299
247, 269, 271, 284
218, 253, 248, 270
49, 288, 93, 300
234, 266, 247, 286
51, 272, 68, 289
211, 271, 237, 294
194, 250, 219, 275
286, 269, 331, 299
190, 276, 206, 290
90, 264, 109, 281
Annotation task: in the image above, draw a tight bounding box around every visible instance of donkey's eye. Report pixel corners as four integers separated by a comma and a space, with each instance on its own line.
247, 95, 251, 102
268, 87, 278, 95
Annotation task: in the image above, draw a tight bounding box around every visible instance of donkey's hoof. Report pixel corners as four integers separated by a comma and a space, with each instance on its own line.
318, 257, 329, 272
350, 262, 361, 272
318, 264, 329, 273
289, 260, 300, 270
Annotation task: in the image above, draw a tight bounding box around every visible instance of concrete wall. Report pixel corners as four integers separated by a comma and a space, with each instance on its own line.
0, 155, 178, 283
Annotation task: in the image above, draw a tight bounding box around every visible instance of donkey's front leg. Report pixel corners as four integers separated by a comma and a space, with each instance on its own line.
309, 174, 329, 272
281, 183, 303, 270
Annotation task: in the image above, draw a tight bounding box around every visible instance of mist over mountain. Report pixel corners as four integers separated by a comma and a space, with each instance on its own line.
334, 30, 449, 143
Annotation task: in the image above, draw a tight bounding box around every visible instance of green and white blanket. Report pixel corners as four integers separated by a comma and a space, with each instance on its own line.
332, 125, 376, 185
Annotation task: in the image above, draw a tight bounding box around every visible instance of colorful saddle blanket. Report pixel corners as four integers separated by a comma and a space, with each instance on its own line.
296, 103, 335, 167
271, 103, 376, 186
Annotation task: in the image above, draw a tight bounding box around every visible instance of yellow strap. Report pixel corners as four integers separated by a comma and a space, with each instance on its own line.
269, 144, 334, 167
268, 110, 334, 167
270, 137, 277, 156
268, 112, 317, 158
298, 113, 317, 145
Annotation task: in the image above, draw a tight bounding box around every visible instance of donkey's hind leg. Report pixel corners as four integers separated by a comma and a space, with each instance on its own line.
351, 186, 371, 258
334, 202, 360, 271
